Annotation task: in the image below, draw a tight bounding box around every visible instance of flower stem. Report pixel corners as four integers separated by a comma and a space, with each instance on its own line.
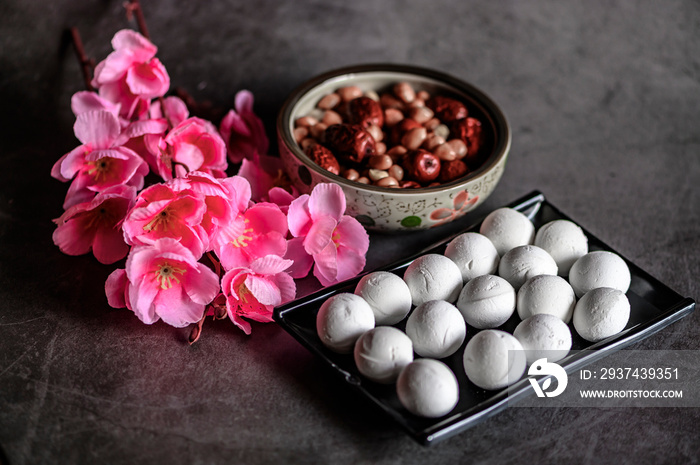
69, 27, 95, 91
188, 314, 206, 345
206, 252, 222, 277
123, 0, 150, 40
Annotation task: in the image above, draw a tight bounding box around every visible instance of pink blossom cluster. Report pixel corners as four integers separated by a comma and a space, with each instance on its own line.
51, 29, 369, 336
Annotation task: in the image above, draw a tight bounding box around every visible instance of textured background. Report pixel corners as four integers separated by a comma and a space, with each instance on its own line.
1, 0, 698, 463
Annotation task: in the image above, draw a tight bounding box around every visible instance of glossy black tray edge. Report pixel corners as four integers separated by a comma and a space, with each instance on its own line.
273, 190, 696, 446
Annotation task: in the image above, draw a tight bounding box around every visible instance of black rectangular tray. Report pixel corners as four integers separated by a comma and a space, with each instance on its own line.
273, 191, 696, 446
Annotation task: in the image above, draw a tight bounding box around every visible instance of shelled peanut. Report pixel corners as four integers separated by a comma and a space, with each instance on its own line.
294, 82, 484, 188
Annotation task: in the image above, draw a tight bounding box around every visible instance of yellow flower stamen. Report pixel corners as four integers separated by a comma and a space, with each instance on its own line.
143, 209, 172, 232
86, 158, 112, 182
154, 261, 186, 290
230, 218, 254, 248
237, 282, 251, 303
331, 229, 341, 248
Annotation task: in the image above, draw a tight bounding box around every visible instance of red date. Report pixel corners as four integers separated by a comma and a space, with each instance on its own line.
451, 117, 483, 165
324, 124, 377, 164
295, 81, 487, 189
305, 144, 340, 175
348, 96, 384, 128
438, 159, 469, 183
403, 149, 441, 183
426, 96, 468, 122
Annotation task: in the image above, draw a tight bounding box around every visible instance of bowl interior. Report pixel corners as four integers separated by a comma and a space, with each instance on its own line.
279, 65, 510, 193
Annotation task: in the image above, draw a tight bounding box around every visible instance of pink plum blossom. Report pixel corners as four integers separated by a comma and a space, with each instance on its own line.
52, 185, 136, 264
92, 29, 170, 120
216, 202, 288, 271
219, 90, 268, 163
169, 171, 243, 251
288, 183, 369, 286
118, 117, 169, 169
237, 152, 299, 204
153, 117, 228, 180
221, 255, 296, 334
122, 183, 209, 258
121, 238, 220, 327
148, 95, 189, 128
51, 110, 149, 208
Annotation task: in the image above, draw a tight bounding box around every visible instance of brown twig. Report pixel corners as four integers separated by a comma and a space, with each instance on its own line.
123, 0, 150, 40
69, 27, 95, 91
188, 314, 206, 345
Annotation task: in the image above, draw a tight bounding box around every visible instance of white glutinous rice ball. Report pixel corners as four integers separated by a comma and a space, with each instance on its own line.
316, 293, 375, 354
513, 314, 572, 364
444, 232, 500, 282
456, 275, 516, 329
403, 254, 463, 306
479, 207, 535, 257
573, 287, 630, 342
354, 326, 414, 384
397, 359, 459, 418
517, 274, 577, 323
568, 251, 631, 298
498, 245, 558, 291
463, 330, 526, 390
354, 271, 412, 325
405, 300, 467, 358
534, 220, 588, 276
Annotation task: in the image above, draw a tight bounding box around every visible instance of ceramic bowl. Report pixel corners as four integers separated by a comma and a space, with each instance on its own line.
277, 64, 511, 232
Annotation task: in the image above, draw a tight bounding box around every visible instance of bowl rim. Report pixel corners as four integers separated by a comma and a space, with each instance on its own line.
277, 63, 511, 194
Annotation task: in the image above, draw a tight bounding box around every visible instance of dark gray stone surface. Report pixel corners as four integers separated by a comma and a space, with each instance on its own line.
1, 0, 698, 463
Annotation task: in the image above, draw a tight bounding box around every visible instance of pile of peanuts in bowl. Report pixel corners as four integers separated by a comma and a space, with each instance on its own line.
292, 81, 487, 189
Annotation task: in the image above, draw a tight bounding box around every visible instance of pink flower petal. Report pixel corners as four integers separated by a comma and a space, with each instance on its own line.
71, 91, 122, 118
121, 118, 169, 140
217, 242, 250, 271
53, 145, 87, 182
303, 215, 336, 255
268, 187, 295, 212
235, 90, 254, 114
125, 59, 170, 99
184, 262, 221, 305
245, 274, 282, 307
94, 49, 136, 84
221, 176, 252, 211
312, 243, 339, 287
129, 274, 160, 324
105, 268, 129, 309
92, 223, 130, 265
73, 110, 121, 149
153, 286, 204, 328
111, 29, 157, 60
271, 271, 296, 304
287, 194, 311, 237
334, 245, 367, 282
335, 216, 370, 254
283, 237, 314, 279
249, 255, 294, 276
308, 183, 345, 221
228, 312, 252, 335
238, 157, 274, 202
246, 203, 288, 236
52, 214, 95, 256
153, 96, 189, 126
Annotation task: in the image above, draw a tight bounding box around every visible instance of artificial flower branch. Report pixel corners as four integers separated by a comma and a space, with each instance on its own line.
123, 0, 150, 40
52, 21, 370, 342
69, 27, 95, 91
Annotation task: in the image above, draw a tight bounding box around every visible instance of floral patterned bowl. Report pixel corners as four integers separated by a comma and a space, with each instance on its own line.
276, 64, 511, 232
